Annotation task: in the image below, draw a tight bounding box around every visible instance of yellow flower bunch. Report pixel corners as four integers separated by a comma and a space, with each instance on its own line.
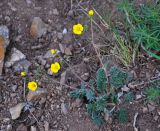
73, 24, 84, 35
51, 49, 56, 55
20, 71, 26, 77
88, 10, 94, 16
50, 62, 61, 73
28, 81, 38, 91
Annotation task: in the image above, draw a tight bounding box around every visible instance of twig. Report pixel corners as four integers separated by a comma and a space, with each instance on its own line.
93, 8, 109, 29
128, 76, 160, 89
50, 77, 76, 89
109, 106, 116, 113
23, 78, 26, 101
71, 0, 73, 10
77, 4, 107, 36
29, 109, 40, 126
133, 112, 139, 131
59, 55, 86, 83
91, 18, 104, 67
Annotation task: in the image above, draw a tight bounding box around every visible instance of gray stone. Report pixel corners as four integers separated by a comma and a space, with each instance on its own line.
60, 71, 67, 85
64, 48, 72, 56
27, 88, 47, 102
62, 28, 67, 35
72, 98, 83, 108
5, 48, 26, 68
13, 59, 31, 73
61, 103, 68, 115
148, 104, 155, 112
6, 125, 12, 131
30, 17, 47, 38
121, 85, 130, 92
9, 103, 25, 120
16, 124, 27, 131
44, 121, 49, 131
143, 107, 148, 113
11, 85, 18, 92
57, 32, 63, 39
31, 126, 37, 131
53, 9, 59, 15
136, 94, 142, 100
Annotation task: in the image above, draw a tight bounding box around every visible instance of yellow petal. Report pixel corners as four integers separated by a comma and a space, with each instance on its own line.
28, 81, 38, 91
88, 10, 94, 16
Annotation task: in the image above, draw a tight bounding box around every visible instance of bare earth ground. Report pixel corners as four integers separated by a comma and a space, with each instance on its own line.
0, 0, 160, 131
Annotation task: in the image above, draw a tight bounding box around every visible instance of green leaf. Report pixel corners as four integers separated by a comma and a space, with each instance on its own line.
145, 87, 160, 101
86, 103, 104, 126
110, 67, 129, 89
96, 68, 107, 93
86, 89, 95, 102
111, 93, 118, 104
69, 84, 86, 98
89, 79, 95, 90
95, 95, 107, 111
117, 108, 128, 123
91, 112, 104, 126
124, 92, 135, 103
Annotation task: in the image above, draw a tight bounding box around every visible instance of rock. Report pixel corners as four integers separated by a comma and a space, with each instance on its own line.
104, 112, 109, 122
121, 85, 130, 92
81, 72, 90, 81
60, 71, 67, 85
154, 115, 159, 121
5, 16, 11, 23
9, 103, 25, 120
64, 48, 72, 55
44, 121, 49, 131
53, 9, 59, 15
5, 48, 26, 68
0, 26, 9, 75
13, 59, 31, 73
37, 56, 46, 66
143, 107, 148, 113
61, 103, 68, 115
27, 88, 47, 102
39, 97, 46, 105
11, 85, 18, 92
6, 124, 12, 131
8, 2, 17, 11
63, 34, 72, 44
136, 94, 142, 100
68, 10, 74, 17
147, 104, 155, 112
16, 124, 27, 131
59, 44, 65, 53
104, 113, 112, 124
31, 126, 37, 131
30, 17, 47, 38
72, 63, 89, 81
62, 28, 67, 35
57, 32, 63, 39
47, 69, 54, 76
72, 98, 83, 108
26, 0, 32, 5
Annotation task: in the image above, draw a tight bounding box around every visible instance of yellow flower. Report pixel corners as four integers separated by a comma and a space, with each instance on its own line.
50, 62, 61, 73
51, 49, 56, 55
88, 10, 94, 16
73, 24, 84, 35
28, 81, 38, 91
20, 71, 26, 77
